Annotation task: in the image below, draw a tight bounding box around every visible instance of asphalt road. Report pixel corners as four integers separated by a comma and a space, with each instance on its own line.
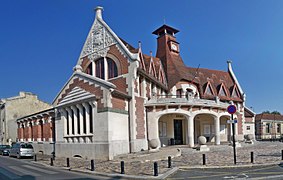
0, 155, 116, 180
168, 164, 283, 180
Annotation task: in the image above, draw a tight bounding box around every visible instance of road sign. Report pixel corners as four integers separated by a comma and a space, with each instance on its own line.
227, 119, 238, 124
227, 105, 237, 114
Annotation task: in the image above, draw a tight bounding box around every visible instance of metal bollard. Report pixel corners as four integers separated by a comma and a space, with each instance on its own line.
90, 160, 95, 171
168, 156, 172, 168
121, 161, 125, 174
67, 158, 70, 167
281, 150, 283, 160
34, 155, 37, 162
154, 162, 158, 176
203, 154, 206, 165
251, 152, 254, 163
50, 158, 53, 166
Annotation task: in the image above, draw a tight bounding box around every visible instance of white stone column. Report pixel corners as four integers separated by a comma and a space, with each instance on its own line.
104, 57, 108, 80
214, 116, 220, 145
83, 102, 90, 135
60, 109, 67, 136
71, 106, 78, 136
91, 61, 95, 76
188, 116, 194, 147
66, 107, 72, 136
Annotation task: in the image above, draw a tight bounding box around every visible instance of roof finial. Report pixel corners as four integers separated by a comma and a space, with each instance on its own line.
138, 41, 142, 49
95, 6, 103, 19
150, 51, 153, 57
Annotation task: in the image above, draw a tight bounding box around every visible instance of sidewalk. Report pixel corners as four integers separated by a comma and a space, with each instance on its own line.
34, 141, 283, 179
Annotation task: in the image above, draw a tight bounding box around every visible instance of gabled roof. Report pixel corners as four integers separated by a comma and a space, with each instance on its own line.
255, 113, 283, 121
52, 71, 116, 106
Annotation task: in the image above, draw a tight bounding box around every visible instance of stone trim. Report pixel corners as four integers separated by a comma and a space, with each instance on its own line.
97, 107, 128, 115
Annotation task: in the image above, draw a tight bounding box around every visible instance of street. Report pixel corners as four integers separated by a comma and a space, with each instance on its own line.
0, 156, 114, 180
168, 164, 283, 179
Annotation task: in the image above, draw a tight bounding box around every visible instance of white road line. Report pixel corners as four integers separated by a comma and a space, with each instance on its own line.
8, 166, 41, 177
22, 165, 57, 174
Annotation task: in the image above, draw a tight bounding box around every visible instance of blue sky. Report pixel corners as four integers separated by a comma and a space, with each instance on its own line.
1, 0, 283, 114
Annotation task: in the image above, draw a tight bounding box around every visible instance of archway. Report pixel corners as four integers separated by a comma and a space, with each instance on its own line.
158, 113, 189, 146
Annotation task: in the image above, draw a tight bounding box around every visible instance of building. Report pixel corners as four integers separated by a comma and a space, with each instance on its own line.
255, 113, 283, 140
17, 7, 255, 160
16, 108, 55, 155
0, 92, 51, 145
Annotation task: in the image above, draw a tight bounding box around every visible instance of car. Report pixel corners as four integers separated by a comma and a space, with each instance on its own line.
0, 145, 11, 155
2, 148, 10, 156
9, 143, 34, 159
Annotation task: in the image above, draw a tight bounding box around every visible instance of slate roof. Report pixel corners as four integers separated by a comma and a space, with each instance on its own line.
255, 113, 283, 121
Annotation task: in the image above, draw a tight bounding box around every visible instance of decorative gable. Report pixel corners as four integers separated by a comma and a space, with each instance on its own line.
204, 81, 214, 96
148, 56, 157, 78
77, 7, 137, 66
58, 87, 95, 106
231, 84, 241, 98
218, 83, 228, 97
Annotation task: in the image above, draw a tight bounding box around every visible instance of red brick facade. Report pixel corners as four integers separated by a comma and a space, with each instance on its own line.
135, 97, 145, 139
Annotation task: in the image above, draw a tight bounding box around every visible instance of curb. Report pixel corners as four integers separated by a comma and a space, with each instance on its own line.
179, 162, 280, 169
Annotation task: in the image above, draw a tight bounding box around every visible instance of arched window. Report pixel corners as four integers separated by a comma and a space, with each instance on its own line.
107, 58, 118, 79
95, 58, 105, 79
86, 63, 92, 75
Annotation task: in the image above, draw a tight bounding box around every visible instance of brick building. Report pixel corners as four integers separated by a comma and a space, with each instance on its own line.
255, 113, 283, 140
16, 108, 55, 154
17, 7, 255, 160
0, 92, 51, 145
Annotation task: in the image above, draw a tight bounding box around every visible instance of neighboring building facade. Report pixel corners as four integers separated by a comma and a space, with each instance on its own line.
0, 92, 51, 145
16, 108, 55, 155
49, 7, 255, 160
255, 113, 283, 140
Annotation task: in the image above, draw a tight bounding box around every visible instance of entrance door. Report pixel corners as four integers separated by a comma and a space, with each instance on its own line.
174, 120, 183, 145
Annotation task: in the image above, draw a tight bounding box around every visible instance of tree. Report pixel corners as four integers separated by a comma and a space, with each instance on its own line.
262, 110, 281, 115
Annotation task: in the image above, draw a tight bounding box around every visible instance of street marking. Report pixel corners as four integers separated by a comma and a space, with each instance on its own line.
0, 167, 21, 179
8, 166, 41, 177
22, 165, 57, 174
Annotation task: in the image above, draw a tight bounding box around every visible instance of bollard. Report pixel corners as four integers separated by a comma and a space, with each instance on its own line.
168, 156, 172, 168
67, 158, 70, 167
90, 159, 95, 171
121, 161, 125, 174
203, 154, 206, 165
251, 152, 254, 163
154, 162, 158, 176
282, 150, 283, 160
34, 155, 37, 162
50, 158, 53, 166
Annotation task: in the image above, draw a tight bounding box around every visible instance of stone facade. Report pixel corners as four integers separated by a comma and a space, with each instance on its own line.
0, 92, 51, 145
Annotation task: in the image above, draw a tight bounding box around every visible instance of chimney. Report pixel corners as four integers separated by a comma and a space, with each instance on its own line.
95, 6, 103, 19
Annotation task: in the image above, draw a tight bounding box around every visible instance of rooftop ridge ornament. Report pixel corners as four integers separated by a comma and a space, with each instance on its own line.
95, 6, 103, 19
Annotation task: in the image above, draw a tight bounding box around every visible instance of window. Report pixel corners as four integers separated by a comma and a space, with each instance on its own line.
107, 58, 118, 79
176, 89, 182, 98
266, 123, 270, 134
247, 126, 251, 130
89, 104, 93, 133
77, 108, 80, 134
66, 111, 69, 135
159, 121, 167, 137
95, 57, 118, 80
95, 58, 105, 79
86, 63, 93, 75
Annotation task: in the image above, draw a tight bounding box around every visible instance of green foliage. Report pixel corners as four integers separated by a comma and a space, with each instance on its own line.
262, 110, 281, 115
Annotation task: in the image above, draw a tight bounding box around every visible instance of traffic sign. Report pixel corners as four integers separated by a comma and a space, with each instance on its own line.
227, 119, 238, 124
227, 105, 237, 114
